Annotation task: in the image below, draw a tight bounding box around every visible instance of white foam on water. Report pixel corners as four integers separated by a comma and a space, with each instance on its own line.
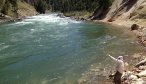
12, 21, 34, 26
49, 34, 67, 40
0, 45, 9, 51
9, 13, 81, 27
19, 13, 81, 25
30, 29, 35, 31
58, 21, 69, 25
0, 43, 5, 45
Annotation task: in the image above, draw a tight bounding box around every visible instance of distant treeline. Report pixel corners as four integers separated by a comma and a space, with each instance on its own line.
23, 0, 47, 14
0, 0, 113, 15
47, 0, 99, 12
47, 0, 113, 13
25, 0, 113, 14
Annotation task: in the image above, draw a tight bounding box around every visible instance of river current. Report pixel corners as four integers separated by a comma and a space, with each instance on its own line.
0, 13, 142, 84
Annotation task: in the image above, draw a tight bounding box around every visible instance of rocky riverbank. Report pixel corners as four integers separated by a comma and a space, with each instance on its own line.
0, 15, 27, 24
77, 53, 146, 84
0, 15, 23, 24
63, 11, 146, 84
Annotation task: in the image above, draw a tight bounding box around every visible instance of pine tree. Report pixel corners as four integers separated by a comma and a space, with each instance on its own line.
1, 0, 10, 15
0, 0, 5, 11
34, 0, 47, 14
9, 0, 18, 18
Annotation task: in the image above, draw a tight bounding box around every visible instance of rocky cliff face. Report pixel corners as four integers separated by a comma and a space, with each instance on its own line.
104, 0, 145, 20
94, 0, 146, 27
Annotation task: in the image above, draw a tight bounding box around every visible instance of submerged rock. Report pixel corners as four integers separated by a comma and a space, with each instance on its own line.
57, 13, 65, 18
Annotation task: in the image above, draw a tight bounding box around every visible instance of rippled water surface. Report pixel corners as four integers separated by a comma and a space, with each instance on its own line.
0, 14, 142, 84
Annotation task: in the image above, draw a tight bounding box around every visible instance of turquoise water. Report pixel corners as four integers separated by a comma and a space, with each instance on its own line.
0, 14, 142, 84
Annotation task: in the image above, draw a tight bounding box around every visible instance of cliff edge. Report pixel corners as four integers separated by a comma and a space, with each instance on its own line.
93, 0, 146, 28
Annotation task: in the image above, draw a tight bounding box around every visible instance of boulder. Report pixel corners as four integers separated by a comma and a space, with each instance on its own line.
138, 70, 146, 77
136, 59, 146, 67
132, 78, 145, 84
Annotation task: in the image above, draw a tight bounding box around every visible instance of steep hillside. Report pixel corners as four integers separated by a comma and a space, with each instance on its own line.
0, 0, 37, 19
17, 1, 37, 18
93, 0, 146, 27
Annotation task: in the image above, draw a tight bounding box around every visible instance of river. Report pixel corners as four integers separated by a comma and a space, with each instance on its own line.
0, 13, 143, 84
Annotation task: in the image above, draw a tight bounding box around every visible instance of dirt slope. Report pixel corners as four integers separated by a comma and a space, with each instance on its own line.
94, 0, 146, 27
17, 1, 37, 18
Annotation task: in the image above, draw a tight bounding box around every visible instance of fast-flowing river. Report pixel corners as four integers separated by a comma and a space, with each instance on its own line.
0, 13, 142, 84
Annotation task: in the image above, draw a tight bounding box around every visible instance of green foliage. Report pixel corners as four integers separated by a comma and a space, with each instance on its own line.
46, 0, 99, 12
98, 0, 113, 9
9, 0, 17, 7
0, 0, 113, 16
0, 0, 5, 10
0, 0, 18, 15
45, 0, 113, 13
1, 0, 10, 15
34, 0, 47, 14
